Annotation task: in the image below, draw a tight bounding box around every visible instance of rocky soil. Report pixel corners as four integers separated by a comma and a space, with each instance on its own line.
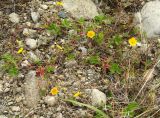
0, 0, 160, 118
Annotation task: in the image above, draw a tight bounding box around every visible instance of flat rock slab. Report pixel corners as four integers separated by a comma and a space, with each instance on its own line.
135, 0, 160, 38
25, 71, 40, 108
63, 0, 99, 19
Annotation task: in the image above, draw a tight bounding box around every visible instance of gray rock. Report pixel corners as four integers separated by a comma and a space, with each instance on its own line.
0, 115, 8, 118
11, 106, 20, 112
8, 101, 14, 106
15, 96, 23, 103
25, 38, 38, 49
4, 88, 10, 93
27, 51, 40, 62
9, 13, 20, 23
25, 71, 40, 108
31, 12, 40, 22
23, 28, 37, 37
44, 95, 57, 106
135, 1, 160, 38
86, 89, 106, 107
63, 0, 99, 19
64, 60, 77, 68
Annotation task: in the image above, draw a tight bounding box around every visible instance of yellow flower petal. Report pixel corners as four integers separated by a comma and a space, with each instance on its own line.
73, 91, 81, 97
87, 31, 95, 38
50, 87, 59, 95
56, 44, 63, 50
17, 47, 24, 54
56, 1, 63, 6
128, 37, 137, 47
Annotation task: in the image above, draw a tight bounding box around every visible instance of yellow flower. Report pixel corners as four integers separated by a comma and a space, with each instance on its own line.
87, 31, 95, 38
17, 47, 24, 54
54, 42, 63, 50
128, 37, 137, 47
56, 1, 63, 6
73, 91, 81, 97
50, 87, 59, 95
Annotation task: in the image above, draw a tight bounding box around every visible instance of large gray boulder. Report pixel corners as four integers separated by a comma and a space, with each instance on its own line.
135, 0, 160, 38
63, 0, 99, 19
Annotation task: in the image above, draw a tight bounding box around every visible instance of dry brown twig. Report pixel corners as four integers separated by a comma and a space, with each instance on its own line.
134, 59, 160, 101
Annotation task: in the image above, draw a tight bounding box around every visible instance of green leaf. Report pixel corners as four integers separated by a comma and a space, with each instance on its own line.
66, 53, 75, 61
94, 14, 106, 24
63, 99, 110, 118
46, 66, 55, 73
95, 32, 104, 45
1, 53, 19, 77
47, 23, 61, 35
7, 66, 19, 77
87, 55, 101, 65
123, 102, 139, 117
1, 53, 17, 66
113, 35, 122, 45
109, 63, 121, 74
61, 19, 71, 28
78, 17, 85, 25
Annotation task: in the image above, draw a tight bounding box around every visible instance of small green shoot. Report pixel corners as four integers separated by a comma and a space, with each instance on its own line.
94, 14, 106, 24
47, 23, 61, 35
94, 32, 104, 45
66, 53, 75, 61
46, 66, 55, 73
87, 55, 101, 65
78, 17, 85, 25
113, 35, 123, 46
109, 63, 121, 74
0, 53, 19, 77
123, 101, 139, 118
61, 19, 71, 29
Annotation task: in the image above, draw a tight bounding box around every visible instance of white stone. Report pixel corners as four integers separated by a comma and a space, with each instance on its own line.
9, 13, 20, 23
31, 12, 40, 22
11, 106, 20, 112
40, 4, 48, 10
135, 1, 160, 38
23, 28, 37, 37
63, 0, 99, 19
26, 22, 32, 27
21, 60, 30, 67
90, 89, 106, 107
44, 96, 57, 106
25, 38, 37, 49
158, 39, 160, 43
56, 113, 63, 118
78, 47, 87, 55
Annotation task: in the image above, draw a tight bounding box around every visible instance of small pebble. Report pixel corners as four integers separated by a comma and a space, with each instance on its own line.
9, 13, 20, 23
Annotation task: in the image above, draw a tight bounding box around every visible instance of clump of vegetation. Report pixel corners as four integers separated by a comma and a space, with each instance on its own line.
0, 53, 19, 77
